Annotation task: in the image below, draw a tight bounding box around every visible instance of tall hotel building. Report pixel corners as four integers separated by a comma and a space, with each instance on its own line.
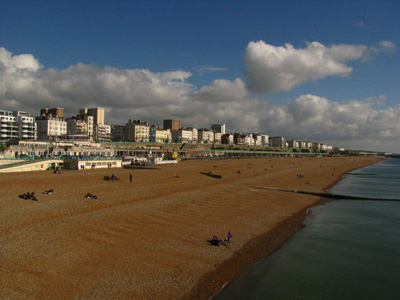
211, 123, 226, 134
163, 119, 182, 131
80, 107, 105, 125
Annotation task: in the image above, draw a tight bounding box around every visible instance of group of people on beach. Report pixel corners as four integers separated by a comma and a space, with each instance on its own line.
208, 231, 233, 248
103, 174, 119, 181
19, 192, 37, 201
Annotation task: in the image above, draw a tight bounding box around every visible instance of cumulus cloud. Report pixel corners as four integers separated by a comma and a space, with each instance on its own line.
244, 41, 370, 93
1, 46, 400, 152
194, 66, 229, 75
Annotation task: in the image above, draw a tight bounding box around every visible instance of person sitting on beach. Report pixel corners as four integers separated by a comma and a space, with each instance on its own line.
208, 235, 220, 246
30, 192, 37, 201
104, 175, 110, 181
85, 193, 97, 199
19, 192, 29, 199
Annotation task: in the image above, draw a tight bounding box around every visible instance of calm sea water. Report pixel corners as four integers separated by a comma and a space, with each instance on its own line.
214, 158, 400, 300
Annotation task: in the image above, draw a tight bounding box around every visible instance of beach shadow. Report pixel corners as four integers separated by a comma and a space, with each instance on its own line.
199, 172, 222, 179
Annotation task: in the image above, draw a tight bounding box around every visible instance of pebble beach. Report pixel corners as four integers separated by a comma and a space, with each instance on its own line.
0, 156, 382, 300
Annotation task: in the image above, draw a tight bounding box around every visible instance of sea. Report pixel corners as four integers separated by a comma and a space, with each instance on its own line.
214, 158, 400, 300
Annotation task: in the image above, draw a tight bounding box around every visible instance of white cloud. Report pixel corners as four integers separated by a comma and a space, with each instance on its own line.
195, 78, 248, 102
378, 41, 396, 50
195, 66, 229, 75
244, 41, 369, 93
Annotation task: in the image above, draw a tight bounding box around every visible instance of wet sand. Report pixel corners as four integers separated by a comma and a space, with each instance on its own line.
0, 156, 382, 299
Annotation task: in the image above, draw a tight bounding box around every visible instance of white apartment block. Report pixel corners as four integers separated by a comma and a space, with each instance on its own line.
67, 116, 92, 136
298, 141, 307, 149
14, 111, 37, 140
0, 110, 18, 140
124, 120, 149, 142
254, 134, 262, 146
312, 142, 321, 151
134, 124, 149, 142
172, 128, 192, 143
187, 127, 198, 142
214, 132, 222, 144
198, 129, 214, 143
260, 134, 269, 146
36, 116, 67, 140
94, 124, 111, 142
299, 141, 312, 149
287, 140, 299, 148
222, 133, 234, 144
155, 129, 171, 143
84, 115, 94, 137
244, 134, 255, 146
172, 127, 198, 143
124, 120, 150, 142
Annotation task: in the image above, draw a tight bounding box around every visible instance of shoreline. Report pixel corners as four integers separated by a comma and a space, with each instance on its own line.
181, 196, 328, 300
180, 157, 384, 300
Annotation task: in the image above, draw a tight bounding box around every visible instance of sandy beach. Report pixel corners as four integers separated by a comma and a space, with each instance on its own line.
0, 156, 382, 300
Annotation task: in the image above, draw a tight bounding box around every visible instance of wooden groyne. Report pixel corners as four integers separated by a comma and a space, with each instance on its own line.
249, 186, 400, 202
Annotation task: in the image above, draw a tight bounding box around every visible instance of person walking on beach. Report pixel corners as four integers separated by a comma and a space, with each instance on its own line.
129, 173, 132, 183
227, 231, 233, 248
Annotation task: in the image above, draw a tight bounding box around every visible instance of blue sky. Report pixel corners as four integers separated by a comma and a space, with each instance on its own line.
0, 0, 399, 152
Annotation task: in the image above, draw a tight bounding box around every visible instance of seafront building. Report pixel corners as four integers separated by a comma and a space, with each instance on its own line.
270, 136, 286, 148
172, 127, 198, 143
0, 110, 37, 140
80, 107, 105, 125
211, 123, 226, 134
66, 116, 93, 137
221, 134, 234, 145
124, 120, 150, 142
94, 124, 112, 142
0, 110, 17, 140
198, 129, 214, 144
163, 119, 182, 131
36, 115, 68, 140
155, 128, 172, 143
14, 111, 37, 140
111, 125, 125, 142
